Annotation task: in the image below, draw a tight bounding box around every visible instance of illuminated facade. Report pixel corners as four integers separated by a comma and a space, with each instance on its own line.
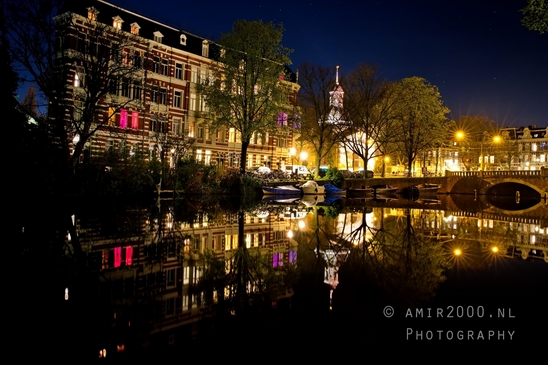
58, 1, 300, 170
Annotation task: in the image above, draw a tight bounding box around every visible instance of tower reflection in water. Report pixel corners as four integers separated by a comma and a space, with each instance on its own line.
61, 196, 547, 358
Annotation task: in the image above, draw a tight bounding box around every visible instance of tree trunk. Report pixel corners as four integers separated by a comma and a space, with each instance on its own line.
239, 140, 250, 175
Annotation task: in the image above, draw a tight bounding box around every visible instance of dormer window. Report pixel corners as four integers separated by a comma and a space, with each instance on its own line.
153, 31, 163, 44
112, 16, 123, 30
130, 22, 140, 35
202, 40, 209, 57
180, 34, 187, 46
87, 7, 98, 21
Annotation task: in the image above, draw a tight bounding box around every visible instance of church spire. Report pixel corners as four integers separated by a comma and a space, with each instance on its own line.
336, 65, 339, 86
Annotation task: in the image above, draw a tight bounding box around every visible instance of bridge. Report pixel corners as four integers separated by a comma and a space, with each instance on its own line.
343, 168, 548, 197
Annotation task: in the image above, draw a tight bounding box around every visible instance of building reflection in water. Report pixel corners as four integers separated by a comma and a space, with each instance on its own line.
69, 196, 547, 358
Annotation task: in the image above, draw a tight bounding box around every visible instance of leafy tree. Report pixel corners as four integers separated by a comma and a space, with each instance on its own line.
391, 77, 450, 177
297, 63, 344, 176
520, 0, 548, 34
199, 20, 294, 175
342, 64, 398, 173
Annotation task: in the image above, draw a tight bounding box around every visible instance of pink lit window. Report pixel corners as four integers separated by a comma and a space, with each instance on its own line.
120, 109, 127, 128
131, 112, 139, 129
114, 247, 122, 268
125, 246, 133, 266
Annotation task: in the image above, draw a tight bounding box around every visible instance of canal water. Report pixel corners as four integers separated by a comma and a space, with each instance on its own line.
14, 194, 548, 361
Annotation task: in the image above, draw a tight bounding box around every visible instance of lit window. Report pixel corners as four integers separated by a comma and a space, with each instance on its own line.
190, 67, 198, 83
131, 112, 139, 129
112, 16, 123, 30
196, 149, 203, 162
172, 118, 182, 135
188, 122, 195, 137
153, 31, 163, 43
74, 68, 85, 88
87, 7, 98, 21
108, 107, 116, 126
205, 150, 211, 164
114, 247, 122, 268
130, 22, 140, 35
189, 93, 196, 111
180, 34, 187, 46
120, 109, 127, 128
125, 246, 133, 266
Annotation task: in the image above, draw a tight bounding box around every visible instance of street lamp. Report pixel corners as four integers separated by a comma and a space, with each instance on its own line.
480, 134, 502, 171
382, 156, 390, 177
455, 131, 502, 171
289, 147, 296, 166
300, 151, 308, 166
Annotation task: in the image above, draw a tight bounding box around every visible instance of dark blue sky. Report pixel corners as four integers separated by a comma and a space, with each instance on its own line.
113, 0, 547, 127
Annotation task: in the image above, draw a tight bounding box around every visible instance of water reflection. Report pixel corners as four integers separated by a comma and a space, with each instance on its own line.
18, 194, 548, 360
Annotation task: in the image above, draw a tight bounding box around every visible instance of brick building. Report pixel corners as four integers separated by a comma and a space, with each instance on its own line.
58, 0, 300, 170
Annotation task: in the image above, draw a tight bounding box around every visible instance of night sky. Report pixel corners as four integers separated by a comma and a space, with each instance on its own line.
96, 1, 548, 126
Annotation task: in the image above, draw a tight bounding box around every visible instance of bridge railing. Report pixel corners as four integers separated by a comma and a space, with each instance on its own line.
446, 169, 546, 178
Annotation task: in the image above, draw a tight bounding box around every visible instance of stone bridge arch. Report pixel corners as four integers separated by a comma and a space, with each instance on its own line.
480, 178, 544, 196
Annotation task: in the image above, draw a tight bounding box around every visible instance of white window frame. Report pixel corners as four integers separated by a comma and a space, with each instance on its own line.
173, 90, 183, 108
153, 31, 163, 43
202, 40, 209, 57
175, 63, 183, 79
130, 22, 140, 35
172, 117, 182, 135
112, 16, 123, 30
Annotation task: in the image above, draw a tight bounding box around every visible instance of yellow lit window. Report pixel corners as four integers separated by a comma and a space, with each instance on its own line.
130, 22, 140, 35
112, 16, 123, 30
108, 107, 116, 126
87, 7, 98, 21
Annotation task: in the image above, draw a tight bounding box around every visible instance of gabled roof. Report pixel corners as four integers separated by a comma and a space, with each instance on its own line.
60, 0, 220, 59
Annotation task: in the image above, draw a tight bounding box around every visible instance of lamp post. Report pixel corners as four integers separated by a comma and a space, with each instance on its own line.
382, 156, 390, 177
455, 131, 502, 171
289, 147, 296, 166
300, 151, 308, 167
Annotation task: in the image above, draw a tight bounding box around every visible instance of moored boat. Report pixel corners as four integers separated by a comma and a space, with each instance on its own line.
323, 183, 346, 196
301, 180, 326, 195
262, 185, 301, 195
373, 185, 398, 196
417, 183, 440, 194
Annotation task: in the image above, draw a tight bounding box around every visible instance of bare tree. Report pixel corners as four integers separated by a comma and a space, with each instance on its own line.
297, 63, 344, 176
6, 0, 145, 176
341, 64, 398, 173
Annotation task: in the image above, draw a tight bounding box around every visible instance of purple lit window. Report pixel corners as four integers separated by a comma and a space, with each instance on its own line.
114, 247, 122, 268
273, 253, 284, 267
289, 250, 297, 264
277, 112, 288, 126
120, 109, 127, 128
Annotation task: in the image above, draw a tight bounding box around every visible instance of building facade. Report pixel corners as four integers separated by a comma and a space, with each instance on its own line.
58, 0, 300, 171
